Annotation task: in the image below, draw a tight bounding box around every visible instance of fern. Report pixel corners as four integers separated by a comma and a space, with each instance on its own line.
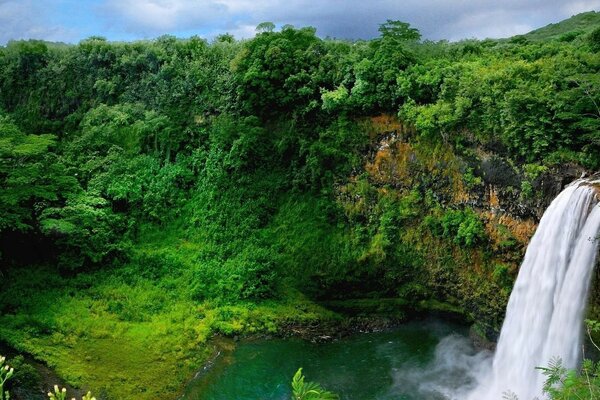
291, 368, 339, 400
534, 355, 600, 400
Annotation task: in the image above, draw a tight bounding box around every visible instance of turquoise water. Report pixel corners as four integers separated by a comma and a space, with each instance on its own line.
182, 318, 474, 400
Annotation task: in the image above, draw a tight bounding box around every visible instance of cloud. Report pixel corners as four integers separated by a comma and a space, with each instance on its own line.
159, 0, 600, 40
100, 0, 234, 36
0, 0, 76, 44
1, 0, 600, 45
563, 0, 600, 15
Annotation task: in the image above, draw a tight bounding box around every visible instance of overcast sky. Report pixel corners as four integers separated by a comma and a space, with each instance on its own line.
1, 0, 599, 45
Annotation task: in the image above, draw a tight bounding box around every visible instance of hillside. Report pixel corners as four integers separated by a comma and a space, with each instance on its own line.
521, 10, 600, 41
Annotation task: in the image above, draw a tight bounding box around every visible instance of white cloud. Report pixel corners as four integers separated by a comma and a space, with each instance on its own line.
0, 0, 75, 44
223, 23, 257, 39
1, 0, 599, 45
563, 0, 600, 15
444, 9, 535, 40
202, 0, 600, 40
102, 0, 231, 34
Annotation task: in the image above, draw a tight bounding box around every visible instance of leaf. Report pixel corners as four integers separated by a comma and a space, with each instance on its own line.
291, 368, 339, 400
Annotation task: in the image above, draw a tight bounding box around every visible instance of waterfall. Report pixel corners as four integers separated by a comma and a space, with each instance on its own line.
467, 180, 600, 400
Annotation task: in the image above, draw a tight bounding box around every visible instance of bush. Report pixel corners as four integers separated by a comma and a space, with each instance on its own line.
192, 245, 280, 303
589, 26, 600, 51
426, 208, 486, 247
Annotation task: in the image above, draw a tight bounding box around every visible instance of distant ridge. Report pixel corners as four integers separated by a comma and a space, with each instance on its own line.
517, 10, 600, 41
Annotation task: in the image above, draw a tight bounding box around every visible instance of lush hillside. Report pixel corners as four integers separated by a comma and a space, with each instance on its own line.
521, 11, 600, 41
0, 13, 599, 400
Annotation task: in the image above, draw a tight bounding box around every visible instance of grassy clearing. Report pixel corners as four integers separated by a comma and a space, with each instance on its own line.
0, 237, 340, 400
0, 265, 338, 399
0, 193, 349, 399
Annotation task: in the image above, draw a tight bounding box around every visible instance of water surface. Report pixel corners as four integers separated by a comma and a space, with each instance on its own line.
183, 318, 476, 400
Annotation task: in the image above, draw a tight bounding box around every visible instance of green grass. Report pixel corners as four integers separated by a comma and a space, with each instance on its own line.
0, 195, 346, 399
0, 203, 342, 399
0, 269, 200, 398
0, 263, 339, 399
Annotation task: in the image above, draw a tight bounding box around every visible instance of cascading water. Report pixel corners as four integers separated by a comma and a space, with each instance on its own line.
467, 180, 600, 400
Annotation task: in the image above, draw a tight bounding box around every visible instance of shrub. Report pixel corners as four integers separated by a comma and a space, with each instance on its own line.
426, 208, 486, 247
589, 26, 600, 51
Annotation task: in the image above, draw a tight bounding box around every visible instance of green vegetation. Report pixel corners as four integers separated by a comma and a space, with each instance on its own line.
535, 358, 600, 400
48, 385, 96, 400
0, 11, 598, 399
501, 320, 600, 400
0, 356, 14, 400
520, 11, 600, 42
291, 368, 338, 400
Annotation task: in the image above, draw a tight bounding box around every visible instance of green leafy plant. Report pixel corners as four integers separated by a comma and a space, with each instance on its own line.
1, 356, 95, 400
426, 209, 486, 247
47, 385, 96, 400
536, 357, 600, 400
291, 368, 339, 400
527, 320, 600, 400
0, 356, 14, 400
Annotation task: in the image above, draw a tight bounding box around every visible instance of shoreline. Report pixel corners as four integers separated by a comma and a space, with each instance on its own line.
4, 298, 479, 400
179, 301, 476, 397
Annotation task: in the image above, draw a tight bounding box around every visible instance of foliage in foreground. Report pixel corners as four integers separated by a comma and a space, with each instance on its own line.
0, 356, 14, 400
536, 357, 600, 400
47, 385, 95, 400
291, 368, 339, 400
538, 320, 600, 400
502, 357, 600, 400
503, 320, 600, 400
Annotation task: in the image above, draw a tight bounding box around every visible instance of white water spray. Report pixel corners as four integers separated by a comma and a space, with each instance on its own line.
467, 180, 600, 400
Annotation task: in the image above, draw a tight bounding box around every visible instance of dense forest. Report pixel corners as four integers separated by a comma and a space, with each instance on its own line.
0, 10, 600, 399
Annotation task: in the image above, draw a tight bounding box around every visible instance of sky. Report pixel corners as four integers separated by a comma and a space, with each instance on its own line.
1, 0, 599, 45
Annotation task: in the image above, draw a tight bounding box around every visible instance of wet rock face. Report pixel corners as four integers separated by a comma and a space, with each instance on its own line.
354, 122, 594, 341
365, 126, 587, 223
524, 165, 587, 218
480, 156, 520, 189
477, 155, 586, 221
529, 166, 585, 215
